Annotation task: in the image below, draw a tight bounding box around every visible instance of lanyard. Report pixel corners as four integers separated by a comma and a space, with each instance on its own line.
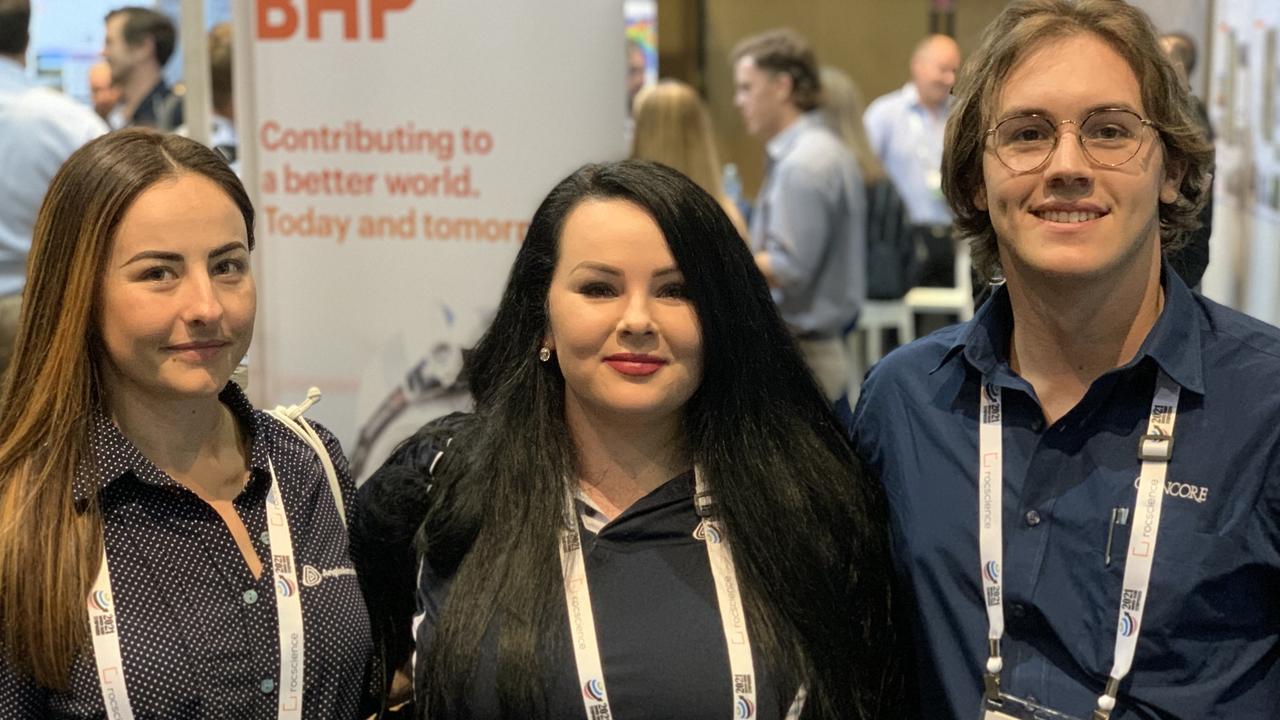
978, 370, 1180, 719
88, 458, 306, 720
558, 468, 805, 719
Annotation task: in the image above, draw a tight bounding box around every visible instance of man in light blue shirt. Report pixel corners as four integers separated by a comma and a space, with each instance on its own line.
731, 28, 865, 401
0, 0, 108, 378
864, 34, 960, 286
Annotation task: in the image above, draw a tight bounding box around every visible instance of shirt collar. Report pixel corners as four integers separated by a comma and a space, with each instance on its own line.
765, 110, 821, 163
938, 263, 1205, 394
902, 81, 954, 115
0, 56, 28, 87
73, 382, 266, 505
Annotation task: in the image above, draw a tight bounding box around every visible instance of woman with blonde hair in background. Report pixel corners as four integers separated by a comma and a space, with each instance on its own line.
631, 79, 749, 238
819, 66, 919, 301
817, 66, 885, 186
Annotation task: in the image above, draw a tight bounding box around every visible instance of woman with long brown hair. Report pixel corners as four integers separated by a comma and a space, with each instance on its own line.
0, 129, 372, 718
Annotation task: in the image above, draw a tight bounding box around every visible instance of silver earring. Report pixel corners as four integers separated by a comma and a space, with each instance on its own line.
539, 346, 552, 362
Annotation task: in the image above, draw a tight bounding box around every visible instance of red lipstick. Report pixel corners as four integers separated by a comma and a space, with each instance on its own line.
604, 353, 667, 377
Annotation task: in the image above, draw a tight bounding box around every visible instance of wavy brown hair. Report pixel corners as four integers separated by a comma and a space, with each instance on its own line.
0, 129, 252, 689
941, 0, 1213, 282
730, 28, 822, 112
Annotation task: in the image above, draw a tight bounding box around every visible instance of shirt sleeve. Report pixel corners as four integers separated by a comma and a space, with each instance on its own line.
863, 98, 890, 161
310, 420, 356, 521
761, 164, 835, 291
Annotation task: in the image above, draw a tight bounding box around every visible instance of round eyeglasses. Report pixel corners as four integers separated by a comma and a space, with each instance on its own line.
985, 108, 1158, 174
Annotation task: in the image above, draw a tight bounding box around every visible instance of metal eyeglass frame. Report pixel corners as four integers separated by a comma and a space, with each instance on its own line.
984, 107, 1159, 174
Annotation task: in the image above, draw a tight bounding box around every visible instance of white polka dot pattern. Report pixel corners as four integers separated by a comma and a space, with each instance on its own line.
0, 383, 374, 718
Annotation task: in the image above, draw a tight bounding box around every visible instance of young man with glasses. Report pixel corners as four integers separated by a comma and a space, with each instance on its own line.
853, 1, 1279, 719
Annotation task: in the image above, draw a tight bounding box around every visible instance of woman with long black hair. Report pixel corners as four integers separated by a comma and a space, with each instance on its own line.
352, 160, 900, 719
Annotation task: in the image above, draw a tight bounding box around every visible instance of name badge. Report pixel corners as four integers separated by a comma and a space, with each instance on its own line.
981, 693, 1086, 720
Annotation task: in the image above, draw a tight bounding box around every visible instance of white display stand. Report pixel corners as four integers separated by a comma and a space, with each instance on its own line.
233, 1, 626, 478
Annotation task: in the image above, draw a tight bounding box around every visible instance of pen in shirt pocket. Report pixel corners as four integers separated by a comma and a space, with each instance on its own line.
1104, 507, 1129, 567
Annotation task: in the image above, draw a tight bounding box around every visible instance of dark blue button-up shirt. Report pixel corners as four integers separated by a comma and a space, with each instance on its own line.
853, 268, 1280, 719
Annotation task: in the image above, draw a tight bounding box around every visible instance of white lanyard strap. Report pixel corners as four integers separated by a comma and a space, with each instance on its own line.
558, 486, 612, 718
693, 469, 759, 720
88, 546, 135, 720
89, 461, 306, 720
1093, 371, 1179, 719
978, 382, 1006, 697
977, 370, 1180, 717
559, 468, 804, 719
266, 458, 307, 719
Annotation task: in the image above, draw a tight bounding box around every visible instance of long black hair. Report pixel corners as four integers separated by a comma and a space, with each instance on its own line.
419, 160, 897, 719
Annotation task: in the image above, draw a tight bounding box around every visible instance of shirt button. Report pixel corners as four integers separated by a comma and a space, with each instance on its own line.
1010, 603, 1027, 619
242, 589, 258, 605
259, 531, 270, 544
1025, 510, 1041, 527
1030, 418, 1043, 431
260, 678, 275, 694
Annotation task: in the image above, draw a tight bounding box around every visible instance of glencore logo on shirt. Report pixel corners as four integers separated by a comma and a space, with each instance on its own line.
1131, 476, 1210, 504
583, 677, 606, 702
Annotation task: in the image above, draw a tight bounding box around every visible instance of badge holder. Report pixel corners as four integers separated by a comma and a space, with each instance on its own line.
980, 693, 1086, 720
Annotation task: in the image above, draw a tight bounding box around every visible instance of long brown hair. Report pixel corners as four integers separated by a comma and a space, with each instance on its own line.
0, 129, 253, 688
630, 80, 727, 200
817, 66, 886, 183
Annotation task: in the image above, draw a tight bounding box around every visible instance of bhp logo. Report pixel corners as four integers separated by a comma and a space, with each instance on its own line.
258, 0, 414, 40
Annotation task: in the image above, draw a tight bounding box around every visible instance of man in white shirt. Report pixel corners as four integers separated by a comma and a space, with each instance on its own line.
864, 34, 961, 287
0, 0, 107, 381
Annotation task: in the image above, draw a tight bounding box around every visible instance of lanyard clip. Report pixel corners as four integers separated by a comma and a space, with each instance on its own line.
982, 641, 1003, 700
694, 490, 716, 518
1137, 432, 1173, 461
1092, 678, 1120, 719
983, 672, 1001, 701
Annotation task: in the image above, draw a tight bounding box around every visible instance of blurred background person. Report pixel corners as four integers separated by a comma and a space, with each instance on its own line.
0, 0, 106, 390
818, 65, 918, 303
623, 37, 648, 148
631, 79, 748, 237
176, 21, 238, 172
102, 6, 182, 130
732, 28, 865, 404
864, 34, 960, 288
0, 129, 374, 717
1160, 30, 1213, 289
87, 59, 119, 121
207, 21, 237, 166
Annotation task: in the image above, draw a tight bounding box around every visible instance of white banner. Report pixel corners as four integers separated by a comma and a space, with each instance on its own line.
234, 1, 626, 478
1204, 0, 1280, 322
